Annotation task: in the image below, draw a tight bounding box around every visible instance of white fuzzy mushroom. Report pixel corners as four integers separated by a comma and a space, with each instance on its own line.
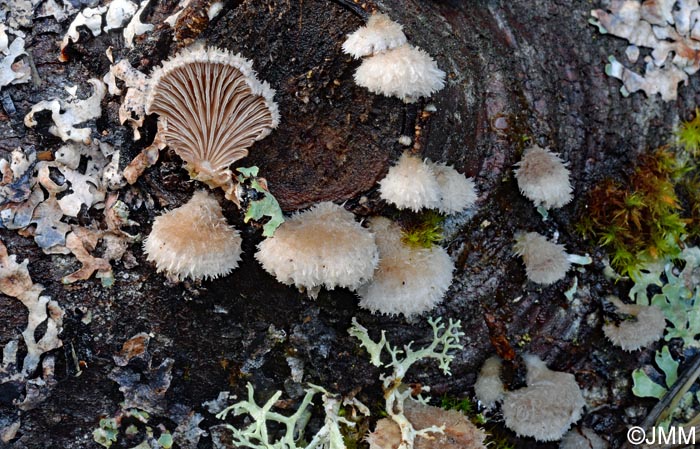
255, 202, 378, 298
474, 356, 505, 410
602, 296, 666, 351
513, 232, 571, 285
357, 217, 454, 317
144, 190, 242, 281
354, 43, 446, 103
429, 161, 477, 214
502, 354, 585, 442
514, 145, 573, 209
379, 152, 441, 212
146, 45, 279, 188
342, 13, 407, 59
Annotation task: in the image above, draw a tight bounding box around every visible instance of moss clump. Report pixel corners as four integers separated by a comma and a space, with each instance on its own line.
675, 108, 700, 155
440, 396, 475, 415
577, 148, 689, 280
401, 211, 445, 248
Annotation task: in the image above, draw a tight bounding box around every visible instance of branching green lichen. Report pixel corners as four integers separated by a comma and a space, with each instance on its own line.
349, 316, 464, 449
216, 383, 365, 449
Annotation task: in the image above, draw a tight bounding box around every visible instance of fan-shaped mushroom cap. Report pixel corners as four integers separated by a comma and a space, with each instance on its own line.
602, 296, 666, 351
514, 145, 572, 209
144, 190, 243, 281
354, 43, 446, 103
429, 161, 477, 214
367, 401, 487, 449
342, 13, 407, 59
255, 202, 378, 298
146, 46, 279, 187
379, 152, 441, 212
502, 354, 585, 442
357, 217, 454, 317
474, 356, 505, 410
513, 232, 571, 285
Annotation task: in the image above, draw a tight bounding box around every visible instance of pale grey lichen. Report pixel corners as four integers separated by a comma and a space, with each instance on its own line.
24, 79, 106, 144
0, 33, 30, 91
59, 6, 107, 61
123, 0, 154, 48
629, 246, 700, 348
0, 240, 63, 440
1, 141, 132, 285
590, 0, 700, 101
216, 383, 365, 449
349, 317, 465, 449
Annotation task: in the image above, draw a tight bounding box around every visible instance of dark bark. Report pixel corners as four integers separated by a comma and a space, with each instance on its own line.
1, 0, 697, 448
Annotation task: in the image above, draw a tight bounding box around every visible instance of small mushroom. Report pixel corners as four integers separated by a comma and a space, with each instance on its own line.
514, 145, 572, 210
354, 43, 446, 103
602, 296, 666, 351
144, 190, 243, 281
501, 354, 585, 442
146, 45, 279, 189
379, 152, 441, 212
255, 202, 379, 298
342, 12, 407, 59
379, 153, 477, 214
357, 217, 454, 317
429, 161, 477, 214
474, 356, 504, 410
513, 232, 590, 285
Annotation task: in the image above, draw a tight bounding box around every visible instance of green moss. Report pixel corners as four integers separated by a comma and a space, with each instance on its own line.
675, 108, 700, 156
487, 434, 515, 449
440, 395, 475, 415
401, 211, 445, 248
577, 148, 690, 280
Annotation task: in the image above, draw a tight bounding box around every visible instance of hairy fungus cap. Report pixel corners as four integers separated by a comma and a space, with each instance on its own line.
366, 401, 487, 449
255, 202, 378, 297
474, 356, 505, 410
502, 354, 585, 442
146, 46, 279, 187
342, 13, 407, 59
429, 161, 477, 214
602, 296, 666, 351
513, 232, 571, 285
357, 217, 454, 317
144, 190, 242, 281
514, 145, 572, 209
379, 152, 441, 212
354, 44, 446, 103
